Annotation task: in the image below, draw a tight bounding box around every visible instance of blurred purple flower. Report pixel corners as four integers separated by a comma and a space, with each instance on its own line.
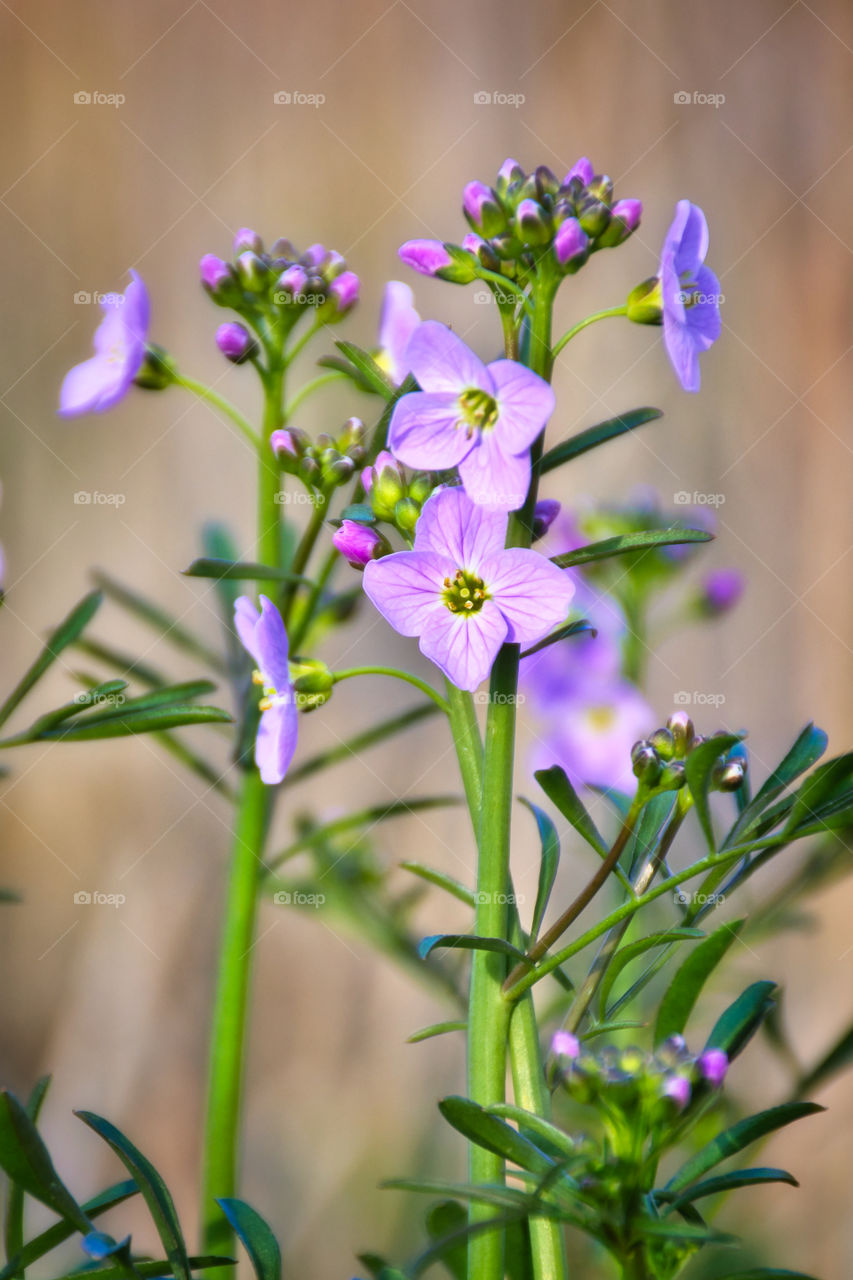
700, 568, 744, 615
532, 498, 561, 543
363, 487, 573, 691
697, 1048, 729, 1088
551, 1031, 580, 1059
59, 272, 149, 417
530, 677, 654, 793
663, 1074, 692, 1110
388, 321, 555, 512
377, 282, 420, 385
234, 595, 298, 785
660, 201, 722, 392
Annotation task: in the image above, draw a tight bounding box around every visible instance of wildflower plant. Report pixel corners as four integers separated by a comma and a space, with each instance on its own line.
0, 160, 850, 1280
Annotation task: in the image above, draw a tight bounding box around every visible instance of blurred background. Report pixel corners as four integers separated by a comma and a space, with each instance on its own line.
0, 0, 851, 1275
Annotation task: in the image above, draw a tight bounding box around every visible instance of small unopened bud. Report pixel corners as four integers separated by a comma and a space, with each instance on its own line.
235, 251, 267, 292
515, 198, 552, 246
134, 344, 178, 391
551, 1030, 580, 1060
302, 243, 326, 269
370, 458, 406, 521
597, 198, 642, 247
699, 568, 744, 616
275, 264, 308, 301
394, 496, 420, 536
290, 659, 334, 710
270, 427, 308, 462
324, 270, 359, 318
627, 276, 664, 325
200, 254, 238, 303
667, 710, 695, 754
233, 227, 263, 255
553, 217, 590, 268
632, 740, 662, 786
663, 1074, 691, 1110
712, 759, 747, 792
463, 181, 506, 237
461, 233, 501, 273
586, 174, 614, 204
398, 239, 453, 277
564, 156, 594, 188
532, 498, 560, 542
648, 727, 676, 760
658, 760, 687, 791
495, 157, 525, 196
534, 164, 560, 199
332, 520, 388, 569
697, 1048, 729, 1088
269, 237, 296, 261
577, 196, 610, 238
215, 322, 257, 364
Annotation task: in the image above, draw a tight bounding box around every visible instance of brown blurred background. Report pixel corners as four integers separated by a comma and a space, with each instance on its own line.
0, 1, 851, 1275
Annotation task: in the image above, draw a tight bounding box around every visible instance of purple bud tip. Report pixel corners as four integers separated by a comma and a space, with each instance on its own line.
233, 227, 262, 255
698, 1048, 729, 1088
215, 322, 255, 363
463, 180, 492, 222
276, 265, 308, 297
702, 568, 744, 614
303, 243, 326, 268
554, 217, 589, 265
663, 1075, 691, 1110
663, 1033, 687, 1053
332, 520, 383, 569
611, 198, 642, 232
270, 428, 298, 458
532, 498, 561, 541
498, 157, 522, 183
462, 233, 486, 255
200, 254, 231, 292
565, 156, 594, 186
330, 270, 359, 312
551, 1031, 580, 1060
398, 239, 452, 277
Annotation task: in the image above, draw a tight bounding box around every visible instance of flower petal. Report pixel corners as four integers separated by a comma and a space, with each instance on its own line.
481, 549, 574, 646
488, 359, 556, 452
419, 598, 507, 691
254, 595, 290, 690
673, 201, 709, 276
234, 596, 262, 666
688, 265, 722, 348
362, 550, 450, 636
404, 320, 490, 394
458, 433, 532, 512
256, 699, 298, 785
378, 281, 420, 384
388, 390, 473, 469
413, 486, 507, 569
58, 355, 129, 417
663, 313, 702, 392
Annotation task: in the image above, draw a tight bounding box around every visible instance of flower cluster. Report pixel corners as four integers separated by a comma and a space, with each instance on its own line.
272, 417, 367, 493
552, 1031, 729, 1114
632, 710, 748, 793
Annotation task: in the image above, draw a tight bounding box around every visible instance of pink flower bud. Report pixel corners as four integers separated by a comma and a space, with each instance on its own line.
200, 254, 232, 293
233, 227, 262, 255
551, 1030, 580, 1059
332, 520, 385, 569
398, 239, 453, 277
565, 157, 594, 186
663, 1074, 691, 1110
554, 217, 589, 266
215, 322, 256, 364
697, 1048, 728, 1088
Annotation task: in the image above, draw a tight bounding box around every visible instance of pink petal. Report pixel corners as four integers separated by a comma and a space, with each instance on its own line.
458, 434, 532, 512
254, 595, 290, 690
488, 360, 556, 453
419, 598, 507, 691
404, 320, 490, 394
256, 699, 298, 785
378, 281, 420, 384
388, 391, 473, 470
362, 551, 451, 636
481, 549, 575, 646
234, 596, 262, 666
58, 355, 127, 417
413, 486, 507, 570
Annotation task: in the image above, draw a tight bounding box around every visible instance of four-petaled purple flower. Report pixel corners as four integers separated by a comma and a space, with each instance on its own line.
388, 321, 555, 512
660, 200, 722, 392
59, 271, 149, 417
376, 281, 420, 385
234, 595, 298, 786
362, 486, 574, 691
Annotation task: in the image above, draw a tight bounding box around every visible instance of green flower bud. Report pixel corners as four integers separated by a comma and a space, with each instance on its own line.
667, 711, 695, 755
515, 198, 552, 247
648, 727, 676, 760
632, 740, 662, 786
626, 276, 664, 325
134, 344, 178, 390
407, 473, 434, 506
712, 758, 748, 791
290, 659, 334, 711
535, 164, 560, 199
394, 496, 421, 537
577, 196, 610, 238
235, 251, 268, 292
658, 760, 687, 791
371, 463, 406, 521
586, 174, 614, 204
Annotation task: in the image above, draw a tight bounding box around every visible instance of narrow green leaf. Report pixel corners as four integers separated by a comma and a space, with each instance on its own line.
598, 929, 703, 1019
654, 920, 745, 1045
400, 862, 475, 908
534, 766, 607, 857
424, 1201, 467, 1280
0, 1181, 138, 1280
216, 1199, 280, 1280
538, 407, 663, 474
519, 619, 593, 660
685, 734, 744, 851
4, 1078, 51, 1274
0, 1090, 90, 1234
381, 1177, 550, 1214
721, 1270, 820, 1279
0, 592, 102, 732
705, 981, 778, 1060
486, 1104, 575, 1165
665, 1103, 823, 1195
725, 724, 828, 847
795, 1019, 853, 1097
75, 1111, 191, 1280
418, 935, 525, 962
286, 703, 438, 785
93, 571, 224, 673
407, 1021, 467, 1044
42, 1257, 232, 1280
42, 704, 232, 741
333, 340, 396, 399
551, 527, 712, 570
521, 799, 560, 943
183, 558, 309, 585
784, 752, 853, 835
438, 1097, 554, 1176
659, 1166, 798, 1212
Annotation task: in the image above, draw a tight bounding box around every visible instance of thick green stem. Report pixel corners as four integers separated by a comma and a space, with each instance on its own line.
201, 769, 270, 1255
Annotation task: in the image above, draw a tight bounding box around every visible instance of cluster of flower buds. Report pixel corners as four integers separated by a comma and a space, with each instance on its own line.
200, 228, 359, 328
552, 1030, 729, 1117
361, 451, 434, 537
271, 418, 367, 493
399, 158, 641, 288
631, 711, 748, 793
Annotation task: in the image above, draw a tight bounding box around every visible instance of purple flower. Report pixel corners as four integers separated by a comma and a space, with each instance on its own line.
398, 239, 453, 277
660, 200, 722, 392
59, 271, 149, 417
332, 520, 386, 569
388, 322, 555, 512
565, 157, 594, 186
530, 678, 654, 793
215, 322, 256, 364
362, 487, 574, 691
700, 568, 743, 616
663, 1074, 692, 1110
697, 1048, 728, 1088
377, 282, 421, 385
551, 1030, 580, 1059
234, 595, 298, 785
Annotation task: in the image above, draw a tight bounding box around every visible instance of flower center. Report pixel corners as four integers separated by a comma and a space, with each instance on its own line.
585, 704, 617, 732
252, 668, 291, 711
458, 388, 499, 438
442, 568, 489, 615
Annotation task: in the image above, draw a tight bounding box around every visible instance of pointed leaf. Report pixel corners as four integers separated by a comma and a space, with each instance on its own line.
0, 592, 102, 731
332, 341, 396, 399
437, 1097, 553, 1176
520, 799, 560, 942
0, 1181, 138, 1280
705, 981, 778, 1060
183, 558, 309, 585
538, 407, 663, 474
598, 929, 703, 1018
216, 1199, 280, 1280
659, 1166, 798, 1212
42, 704, 231, 741
0, 1090, 90, 1233
486, 1105, 575, 1165
665, 1103, 823, 1195
75, 1111, 191, 1280
418, 935, 525, 962
4, 1077, 52, 1273
685, 734, 744, 851
784, 752, 853, 836
519, 619, 594, 660
654, 920, 745, 1045
534, 766, 607, 857
407, 1021, 467, 1044
400, 862, 475, 908
551, 528, 712, 570
424, 1201, 467, 1280
725, 724, 828, 847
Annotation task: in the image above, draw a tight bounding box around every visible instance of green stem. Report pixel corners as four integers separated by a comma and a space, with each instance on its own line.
281, 494, 328, 624
200, 769, 270, 1255
286, 315, 326, 365
173, 373, 260, 449
333, 666, 449, 712
256, 362, 285, 567
551, 306, 628, 360
285, 370, 347, 418
287, 543, 339, 653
